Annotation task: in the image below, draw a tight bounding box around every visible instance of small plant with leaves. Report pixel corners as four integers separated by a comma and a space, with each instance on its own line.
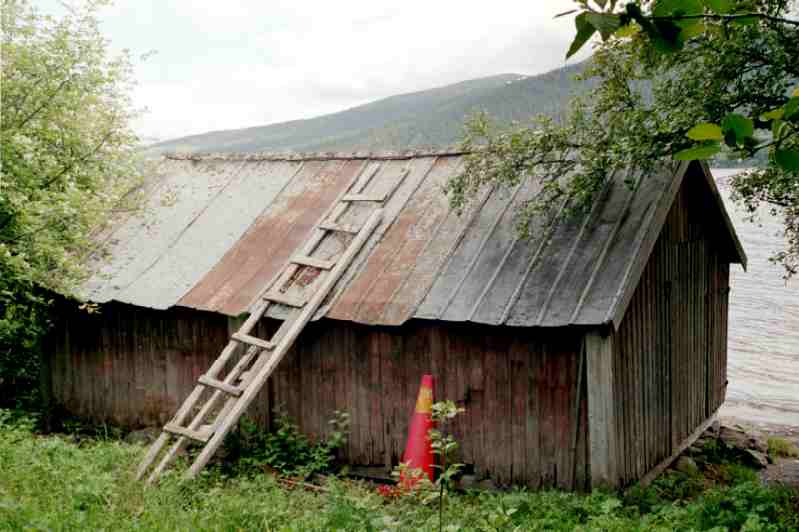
225, 407, 349, 479
428, 400, 465, 532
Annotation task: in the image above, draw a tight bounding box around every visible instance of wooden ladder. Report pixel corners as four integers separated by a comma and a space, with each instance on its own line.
137, 162, 407, 483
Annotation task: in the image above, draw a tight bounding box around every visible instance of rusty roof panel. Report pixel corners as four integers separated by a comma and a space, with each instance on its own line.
180, 159, 361, 314
327, 156, 457, 324
84, 153, 744, 328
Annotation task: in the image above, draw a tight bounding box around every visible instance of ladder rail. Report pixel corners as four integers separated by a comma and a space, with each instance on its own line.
247, 162, 380, 312
136, 300, 271, 480
138, 161, 400, 483
145, 343, 261, 483
185, 209, 383, 479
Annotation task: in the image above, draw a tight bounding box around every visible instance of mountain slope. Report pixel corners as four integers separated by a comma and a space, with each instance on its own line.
148, 63, 588, 154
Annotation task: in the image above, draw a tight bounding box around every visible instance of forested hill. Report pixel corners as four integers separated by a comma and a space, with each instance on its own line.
147, 63, 587, 154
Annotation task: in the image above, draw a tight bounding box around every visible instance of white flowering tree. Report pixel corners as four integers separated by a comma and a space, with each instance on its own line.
0, 0, 141, 397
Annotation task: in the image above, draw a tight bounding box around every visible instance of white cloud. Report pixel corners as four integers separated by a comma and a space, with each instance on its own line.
42, 0, 591, 140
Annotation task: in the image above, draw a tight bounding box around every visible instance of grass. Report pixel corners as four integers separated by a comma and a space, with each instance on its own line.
768, 437, 799, 459
1, 410, 798, 531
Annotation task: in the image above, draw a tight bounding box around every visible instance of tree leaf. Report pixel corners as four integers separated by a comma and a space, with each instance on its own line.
686, 123, 723, 141
586, 13, 622, 39
566, 13, 597, 59
614, 23, 640, 38
772, 119, 785, 139
704, 0, 732, 14
652, 19, 684, 52
760, 108, 784, 121
784, 97, 799, 120
774, 149, 799, 172
653, 0, 703, 27
793, 86, 799, 97
679, 21, 706, 40
674, 142, 722, 160
721, 113, 754, 142
731, 15, 759, 26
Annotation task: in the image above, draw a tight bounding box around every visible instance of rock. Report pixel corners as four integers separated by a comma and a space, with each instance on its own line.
124, 427, 159, 446
749, 435, 768, 454
719, 426, 762, 449
743, 449, 768, 469
702, 421, 721, 439
675, 456, 700, 475
688, 444, 704, 456
719, 426, 750, 450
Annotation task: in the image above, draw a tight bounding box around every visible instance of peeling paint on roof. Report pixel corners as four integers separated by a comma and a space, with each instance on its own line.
83, 152, 745, 328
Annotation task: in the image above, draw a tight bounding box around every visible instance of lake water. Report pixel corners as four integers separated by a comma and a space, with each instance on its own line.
714, 169, 798, 427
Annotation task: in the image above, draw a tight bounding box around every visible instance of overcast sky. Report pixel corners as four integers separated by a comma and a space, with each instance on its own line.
41, 1, 589, 141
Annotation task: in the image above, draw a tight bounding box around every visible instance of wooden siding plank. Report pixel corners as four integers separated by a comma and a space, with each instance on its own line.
484, 333, 499, 483
510, 336, 528, 485
369, 330, 383, 464
469, 329, 486, 477
586, 330, 617, 488
525, 340, 540, 488
495, 333, 512, 485
558, 346, 576, 489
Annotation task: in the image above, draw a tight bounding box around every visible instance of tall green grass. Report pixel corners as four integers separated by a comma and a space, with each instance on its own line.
1, 410, 797, 531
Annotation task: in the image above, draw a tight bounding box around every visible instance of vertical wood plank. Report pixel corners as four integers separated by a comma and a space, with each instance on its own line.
586, 329, 617, 489
509, 335, 528, 485
526, 340, 540, 488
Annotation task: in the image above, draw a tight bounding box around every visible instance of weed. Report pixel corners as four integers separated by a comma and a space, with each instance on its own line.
768, 437, 799, 459
2, 407, 798, 531
224, 407, 349, 478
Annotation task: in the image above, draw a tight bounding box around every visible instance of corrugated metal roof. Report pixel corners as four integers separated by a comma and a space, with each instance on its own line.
82, 151, 745, 328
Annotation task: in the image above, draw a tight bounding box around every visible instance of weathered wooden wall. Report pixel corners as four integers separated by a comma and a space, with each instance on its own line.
45, 168, 735, 490
46, 304, 230, 428
611, 173, 730, 487
45, 305, 589, 489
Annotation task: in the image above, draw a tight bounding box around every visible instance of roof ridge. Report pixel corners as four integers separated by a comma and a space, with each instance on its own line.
162, 148, 470, 162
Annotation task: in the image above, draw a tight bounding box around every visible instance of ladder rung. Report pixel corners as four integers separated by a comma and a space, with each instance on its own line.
263, 291, 308, 308
318, 221, 359, 234
198, 375, 243, 396
231, 332, 276, 350
291, 255, 335, 270
342, 193, 385, 202
163, 422, 212, 443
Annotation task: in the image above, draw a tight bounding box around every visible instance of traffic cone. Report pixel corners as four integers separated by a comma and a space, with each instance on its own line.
400, 374, 435, 487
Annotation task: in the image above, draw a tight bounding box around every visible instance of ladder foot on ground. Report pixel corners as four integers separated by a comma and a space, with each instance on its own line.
136, 163, 409, 484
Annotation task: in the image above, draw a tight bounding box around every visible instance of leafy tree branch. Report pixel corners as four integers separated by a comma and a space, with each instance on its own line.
450, 0, 799, 277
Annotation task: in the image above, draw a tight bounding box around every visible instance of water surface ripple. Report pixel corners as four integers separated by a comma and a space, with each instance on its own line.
714, 169, 798, 426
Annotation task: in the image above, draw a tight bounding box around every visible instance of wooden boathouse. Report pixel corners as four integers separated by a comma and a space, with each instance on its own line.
43, 151, 746, 489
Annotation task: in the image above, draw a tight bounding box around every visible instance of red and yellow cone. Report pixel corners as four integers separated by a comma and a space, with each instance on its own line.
400, 374, 435, 487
